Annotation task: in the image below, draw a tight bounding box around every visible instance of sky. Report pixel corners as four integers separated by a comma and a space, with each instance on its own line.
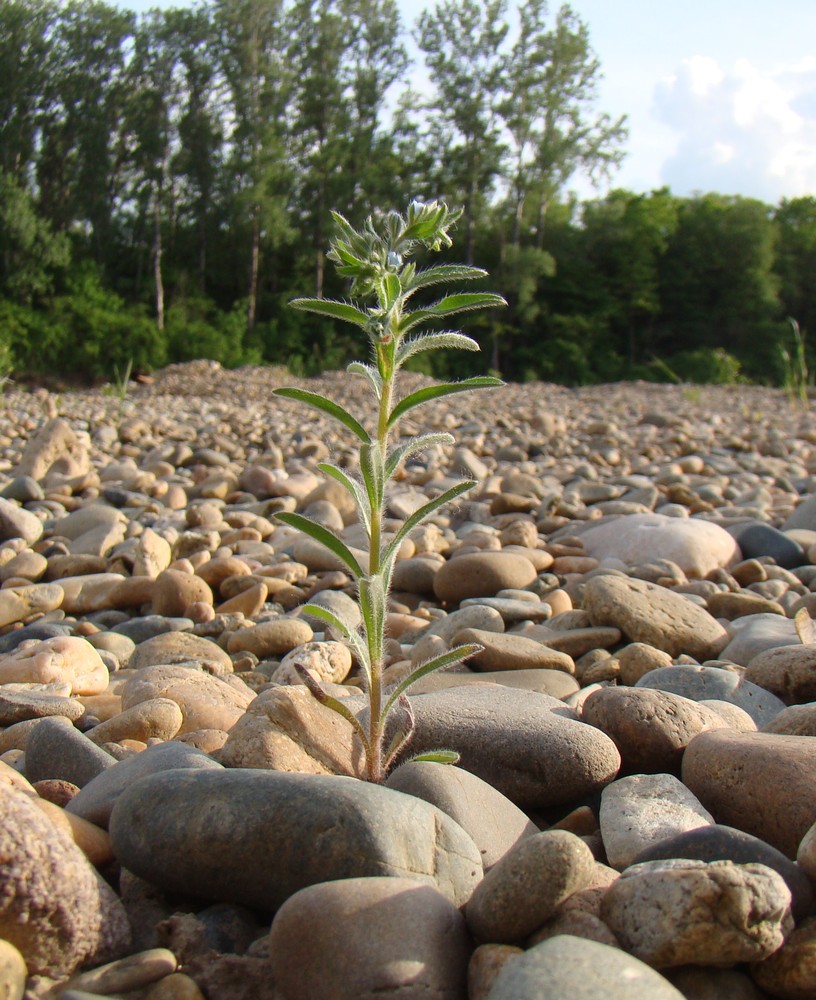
118, 0, 816, 206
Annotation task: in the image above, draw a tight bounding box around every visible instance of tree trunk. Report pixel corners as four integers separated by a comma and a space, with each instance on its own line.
247, 209, 260, 333
152, 186, 164, 332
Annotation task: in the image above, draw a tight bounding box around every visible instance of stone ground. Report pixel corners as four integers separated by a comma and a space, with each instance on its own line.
0, 361, 816, 999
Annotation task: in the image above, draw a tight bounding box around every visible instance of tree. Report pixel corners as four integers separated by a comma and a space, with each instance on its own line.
416, 0, 508, 264
775, 197, 816, 341
499, 2, 627, 248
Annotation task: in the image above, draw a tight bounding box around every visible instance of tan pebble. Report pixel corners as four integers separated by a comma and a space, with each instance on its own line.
86, 698, 183, 746
108, 575, 155, 608
0, 758, 35, 794
144, 972, 206, 1000
551, 805, 599, 836
33, 798, 113, 867
750, 915, 816, 998
77, 693, 122, 723
226, 618, 313, 657
0, 937, 26, 1000
173, 729, 229, 753
0, 718, 45, 753
152, 569, 213, 617
0, 750, 25, 773
216, 582, 268, 616
0, 583, 63, 628
184, 601, 215, 623
196, 556, 251, 590
63, 948, 177, 995
32, 778, 79, 806
542, 588, 572, 616
468, 943, 523, 1000
552, 555, 599, 574
0, 636, 109, 695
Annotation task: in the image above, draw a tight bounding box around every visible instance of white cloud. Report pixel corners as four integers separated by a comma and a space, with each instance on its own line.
653, 55, 816, 201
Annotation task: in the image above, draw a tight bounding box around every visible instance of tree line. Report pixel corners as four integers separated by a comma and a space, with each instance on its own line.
1, 0, 814, 386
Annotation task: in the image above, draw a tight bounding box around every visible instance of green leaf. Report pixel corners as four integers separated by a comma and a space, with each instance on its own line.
396, 332, 480, 366
274, 387, 371, 443
410, 750, 460, 765
405, 265, 487, 293
317, 462, 370, 533
360, 443, 384, 526
347, 361, 382, 397
382, 643, 482, 718
289, 298, 370, 330
274, 512, 364, 578
383, 479, 475, 566
358, 575, 386, 670
398, 292, 506, 334
387, 377, 503, 428
380, 271, 401, 308
385, 432, 454, 480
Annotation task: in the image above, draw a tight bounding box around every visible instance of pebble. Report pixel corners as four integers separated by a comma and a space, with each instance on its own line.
454, 628, 576, 673
599, 773, 714, 869
226, 617, 313, 657
0, 939, 26, 1000
683, 729, 816, 857
62, 948, 177, 995
743, 642, 816, 703
409, 685, 620, 808
433, 551, 538, 603
268, 878, 471, 1000
128, 631, 234, 676
601, 859, 793, 967
24, 715, 116, 786
485, 935, 686, 999
109, 769, 483, 908
581, 575, 729, 659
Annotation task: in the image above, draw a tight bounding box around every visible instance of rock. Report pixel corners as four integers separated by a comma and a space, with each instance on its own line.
216, 685, 361, 776
408, 686, 620, 808
152, 570, 214, 617
273, 640, 352, 685
764, 702, 816, 735
0, 783, 130, 977
66, 740, 223, 828
635, 665, 785, 727
599, 773, 714, 870
581, 575, 728, 659
267, 878, 470, 1000
410, 667, 579, 699
720, 613, 799, 666
24, 716, 116, 787
85, 698, 184, 745
226, 618, 313, 658
119, 665, 254, 734
385, 761, 539, 869
14, 418, 89, 482
109, 769, 483, 909
581, 686, 729, 773
0, 635, 109, 695
615, 642, 674, 685
666, 967, 770, 1000
744, 644, 816, 704
579, 513, 739, 578
682, 729, 816, 857
601, 859, 793, 967
797, 820, 816, 879
706, 590, 786, 619
468, 944, 524, 1000
631, 824, 814, 921
465, 830, 595, 943
730, 521, 806, 570
485, 935, 686, 999
0, 687, 85, 725
454, 628, 576, 674
0, 583, 64, 629
0, 939, 26, 1000
128, 632, 234, 677
61, 948, 178, 996
750, 915, 816, 999
0, 497, 43, 545
433, 552, 538, 604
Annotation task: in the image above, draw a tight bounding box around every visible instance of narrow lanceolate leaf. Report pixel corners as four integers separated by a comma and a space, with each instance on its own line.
379, 271, 401, 309
317, 462, 370, 533
301, 602, 370, 681
273, 387, 370, 443
358, 575, 386, 671
360, 443, 384, 524
383, 480, 475, 566
387, 378, 503, 428
289, 298, 371, 330
410, 750, 460, 765
274, 512, 364, 578
294, 663, 370, 750
398, 293, 507, 334
347, 361, 382, 397
385, 432, 455, 480
382, 643, 483, 718
404, 264, 487, 294
396, 332, 480, 366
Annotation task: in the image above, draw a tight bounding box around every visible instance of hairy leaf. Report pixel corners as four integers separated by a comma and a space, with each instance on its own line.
396, 332, 480, 365
289, 297, 370, 330
387, 377, 503, 427
405, 264, 487, 293
273, 387, 370, 443
347, 361, 383, 397
385, 432, 455, 480
317, 462, 370, 533
383, 479, 475, 566
275, 512, 364, 577
398, 292, 506, 334
382, 643, 482, 718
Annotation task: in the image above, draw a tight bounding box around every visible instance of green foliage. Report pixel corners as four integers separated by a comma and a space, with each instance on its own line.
780, 318, 810, 408
276, 201, 503, 782
662, 347, 743, 385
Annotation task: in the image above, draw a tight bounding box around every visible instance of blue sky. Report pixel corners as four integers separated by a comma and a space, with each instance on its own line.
117, 0, 816, 205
